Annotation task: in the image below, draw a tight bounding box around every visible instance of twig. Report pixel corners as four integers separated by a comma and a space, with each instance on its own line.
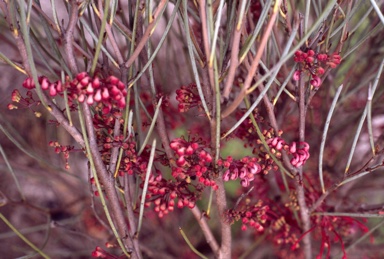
190, 206, 220, 256
295, 18, 312, 259
124, 0, 168, 69
221, 0, 282, 118
222, 0, 246, 99
64, 0, 79, 74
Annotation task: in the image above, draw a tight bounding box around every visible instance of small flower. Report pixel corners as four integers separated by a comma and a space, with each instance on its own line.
289, 141, 310, 167
7, 104, 18, 110
293, 70, 301, 81
175, 83, 202, 112
11, 89, 21, 102
310, 75, 322, 88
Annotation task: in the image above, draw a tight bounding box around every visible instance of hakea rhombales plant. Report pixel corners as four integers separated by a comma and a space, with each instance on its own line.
7, 44, 369, 258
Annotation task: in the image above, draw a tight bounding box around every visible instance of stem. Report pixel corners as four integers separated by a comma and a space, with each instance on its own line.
221, 0, 282, 118
190, 206, 220, 256
64, 0, 79, 74
82, 103, 141, 259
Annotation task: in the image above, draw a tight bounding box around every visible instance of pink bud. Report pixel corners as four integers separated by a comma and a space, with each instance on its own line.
78, 94, 85, 103
289, 142, 297, 153
94, 90, 102, 101
56, 81, 63, 92
176, 156, 186, 167
92, 77, 101, 88
41, 77, 49, 90
188, 201, 195, 209
241, 178, 249, 187
177, 199, 184, 208
23, 77, 35, 89
170, 191, 177, 199
185, 145, 194, 155
300, 142, 310, 151
231, 168, 239, 180
307, 49, 315, 56
49, 84, 57, 96
117, 81, 125, 90
102, 88, 109, 99
87, 94, 94, 104
317, 53, 328, 61
110, 85, 120, 96
306, 57, 315, 63
223, 170, 230, 181
310, 75, 322, 88
86, 83, 94, 94
76, 72, 88, 81
80, 76, 90, 87
239, 168, 247, 179
317, 67, 325, 75
293, 70, 301, 81
107, 75, 119, 85
177, 147, 186, 156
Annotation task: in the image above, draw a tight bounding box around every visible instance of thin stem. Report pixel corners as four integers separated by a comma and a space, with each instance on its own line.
137, 139, 156, 236
190, 206, 219, 256
179, 227, 209, 259
0, 213, 50, 259
319, 84, 344, 193
64, 0, 79, 74
221, 0, 282, 118
222, 0, 245, 99
124, 0, 168, 69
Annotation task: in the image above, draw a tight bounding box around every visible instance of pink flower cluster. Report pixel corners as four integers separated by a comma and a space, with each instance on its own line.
293, 49, 341, 88
21, 72, 127, 114
71, 73, 127, 114
145, 173, 197, 218
220, 156, 262, 187
170, 137, 217, 189
267, 137, 310, 168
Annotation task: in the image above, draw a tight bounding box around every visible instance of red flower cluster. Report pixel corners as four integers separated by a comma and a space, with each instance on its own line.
170, 137, 217, 189
293, 49, 341, 88
49, 141, 74, 170
144, 173, 198, 218
227, 200, 269, 232
70, 73, 127, 114
21, 72, 127, 114
8, 89, 41, 115
267, 137, 310, 168
175, 83, 202, 112
220, 156, 262, 187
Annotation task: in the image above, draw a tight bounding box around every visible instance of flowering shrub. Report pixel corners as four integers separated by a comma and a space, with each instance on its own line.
1, 1, 384, 259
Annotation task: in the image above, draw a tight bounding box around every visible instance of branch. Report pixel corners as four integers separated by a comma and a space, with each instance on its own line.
221, 0, 282, 119
64, 0, 79, 74
294, 15, 312, 259
190, 206, 220, 256
222, 0, 245, 99
82, 103, 140, 259
124, 0, 167, 69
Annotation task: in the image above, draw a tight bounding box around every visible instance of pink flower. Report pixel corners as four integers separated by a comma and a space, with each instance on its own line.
293, 70, 301, 81
310, 75, 322, 88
